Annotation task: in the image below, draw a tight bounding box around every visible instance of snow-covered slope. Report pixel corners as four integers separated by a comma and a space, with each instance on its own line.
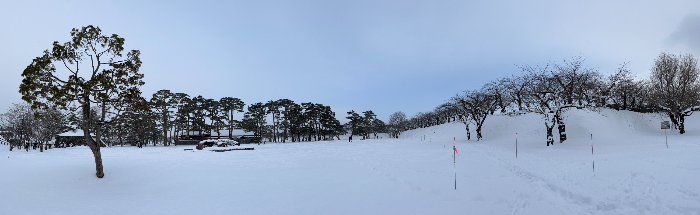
1, 109, 699, 214
401, 109, 700, 214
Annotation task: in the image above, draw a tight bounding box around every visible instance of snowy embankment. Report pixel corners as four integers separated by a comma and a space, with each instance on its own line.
1, 109, 699, 214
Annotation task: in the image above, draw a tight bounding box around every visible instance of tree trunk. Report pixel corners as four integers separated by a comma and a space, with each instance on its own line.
95, 101, 106, 148
669, 112, 679, 131
163, 110, 168, 146
464, 123, 470, 140
82, 99, 105, 178
476, 124, 482, 141
476, 117, 487, 141
679, 115, 686, 134
555, 113, 566, 143
545, 121, 555, 146
557, 124, 566, 143
118, 125, 123, 147
229, 110, 233, 139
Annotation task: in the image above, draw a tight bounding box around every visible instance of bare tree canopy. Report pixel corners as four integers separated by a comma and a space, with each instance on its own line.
648, 52, 700, 134
454, 90, 499, 141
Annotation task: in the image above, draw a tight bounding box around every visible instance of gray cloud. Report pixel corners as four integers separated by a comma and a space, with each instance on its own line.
668, 13, 700, 54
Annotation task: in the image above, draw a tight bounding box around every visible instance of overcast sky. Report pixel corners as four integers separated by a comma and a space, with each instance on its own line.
2, 0, 700, 122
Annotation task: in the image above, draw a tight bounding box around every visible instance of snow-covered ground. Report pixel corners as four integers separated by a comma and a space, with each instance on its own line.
1, 109, 699, 214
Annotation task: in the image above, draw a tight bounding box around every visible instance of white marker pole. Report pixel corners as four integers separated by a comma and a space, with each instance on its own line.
516, 133, 518, 158
591, 134, 594, 175
453, 145, 456, 190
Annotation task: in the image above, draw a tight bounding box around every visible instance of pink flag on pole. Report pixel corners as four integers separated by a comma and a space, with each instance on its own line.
454, 147, 459, 156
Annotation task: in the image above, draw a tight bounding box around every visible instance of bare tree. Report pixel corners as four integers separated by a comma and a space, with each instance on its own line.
1, 103, 67, 151
521, 65, 560, 146
519, 57, 602, 145
35, 108, 68, 151
455, 90, 498, 141
445, 99, 472, 140
388, 111, 407, 138
501, 74, 534, 114
0, 104, 36, 151
648, 52, 700, 134
550, 57, 602, 143
483, 79, 511, 114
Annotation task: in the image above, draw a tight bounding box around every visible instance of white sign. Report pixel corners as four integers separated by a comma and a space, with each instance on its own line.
661, 121, 670, 129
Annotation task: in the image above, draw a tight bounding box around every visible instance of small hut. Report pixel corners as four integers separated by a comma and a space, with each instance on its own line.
55, 130, 99, 147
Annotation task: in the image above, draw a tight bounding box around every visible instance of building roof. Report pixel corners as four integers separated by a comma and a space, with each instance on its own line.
58, 130, 95, 137
185, 129, 253, 136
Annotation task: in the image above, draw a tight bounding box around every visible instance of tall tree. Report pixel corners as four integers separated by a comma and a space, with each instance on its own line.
171, 93, 190, 142
204, 99, 224, 139
287, 102, 304, 142
189, 96, 207, 139
220, 97, 244, 139
266, 100, 282, 142
370, 118, 386, 138
150, 89, 174, 146
346, 110, 362, 138
302, 103, 322, 141
276, 99, 295, 142
241, 103, 267, 138
19, 26, 143, 178
362, 110, 377, 139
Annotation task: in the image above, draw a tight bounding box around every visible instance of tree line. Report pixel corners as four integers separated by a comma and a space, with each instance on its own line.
1, 91, 388, 148
388, 54, 700, 146
6, 25, 386, 178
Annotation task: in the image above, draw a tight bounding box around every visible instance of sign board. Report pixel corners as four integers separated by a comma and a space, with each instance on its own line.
661, 121, 670, 129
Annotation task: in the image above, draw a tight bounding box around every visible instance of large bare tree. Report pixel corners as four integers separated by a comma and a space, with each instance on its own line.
520, 57, 602, 145
648, 52, 700, 134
